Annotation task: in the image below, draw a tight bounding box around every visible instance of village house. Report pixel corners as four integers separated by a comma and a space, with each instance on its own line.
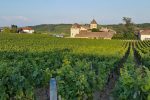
139, 30, 150, 41
70, 19, 116, 39
19, 27, 35, 34
0, 27, 3, 32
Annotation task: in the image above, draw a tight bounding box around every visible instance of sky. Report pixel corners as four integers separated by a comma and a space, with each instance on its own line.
0, 0, 150, 27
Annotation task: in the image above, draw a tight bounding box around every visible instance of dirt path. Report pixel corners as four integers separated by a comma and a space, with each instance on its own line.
132, 42, 142, 67
98, 44, 131, 100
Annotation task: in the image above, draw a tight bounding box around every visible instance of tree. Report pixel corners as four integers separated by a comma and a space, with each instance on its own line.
2, 27, 11, 33
91, 28, 99, 32
112, 17, 137, 40
11, 25, 18, 33
123, 17, 132, 27
122, 17, 136, 39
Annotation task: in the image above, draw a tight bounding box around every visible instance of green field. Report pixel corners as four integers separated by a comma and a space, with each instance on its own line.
0, 33, 150, 100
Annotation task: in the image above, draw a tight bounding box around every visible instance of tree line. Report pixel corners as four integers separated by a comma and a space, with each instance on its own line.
1, 25, 18, 33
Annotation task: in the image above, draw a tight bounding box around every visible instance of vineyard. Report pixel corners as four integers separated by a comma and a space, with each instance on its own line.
0, 33, 150, 100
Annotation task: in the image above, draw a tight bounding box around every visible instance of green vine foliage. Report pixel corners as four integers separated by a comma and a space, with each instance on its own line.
114, 43, 150, 100
0, 33, 128, 99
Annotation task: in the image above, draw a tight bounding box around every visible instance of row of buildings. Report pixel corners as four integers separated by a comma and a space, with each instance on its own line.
70, 19, 116, 39
0, 27, 35, 34
1, 20, 150, 40
70, 19, 150, 40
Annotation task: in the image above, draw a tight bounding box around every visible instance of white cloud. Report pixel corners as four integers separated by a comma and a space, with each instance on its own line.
1, 16, 30, 21
0, 16, 32, 27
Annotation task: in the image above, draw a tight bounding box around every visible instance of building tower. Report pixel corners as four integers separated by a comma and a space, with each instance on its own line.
90, 19, 97, 29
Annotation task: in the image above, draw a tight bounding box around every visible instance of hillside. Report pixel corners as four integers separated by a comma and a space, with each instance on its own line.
29, 23, 150, 35
29, 24, 72, 34
136, 23, 150, 29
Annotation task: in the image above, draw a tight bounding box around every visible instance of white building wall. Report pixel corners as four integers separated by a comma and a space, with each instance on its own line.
140, 35, 150, 41
23, 30, 34, 34
71, 28, 80, 37
80, 27, 88, 31
90, 24, 97, 29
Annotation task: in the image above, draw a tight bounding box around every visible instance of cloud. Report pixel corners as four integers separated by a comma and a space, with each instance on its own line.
0, 16, 31, 27
1, 16, 30, 21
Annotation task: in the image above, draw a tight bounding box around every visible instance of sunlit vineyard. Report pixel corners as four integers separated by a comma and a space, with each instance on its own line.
114, 42, 150, 100
0, 33, 150, 100
134, 41, 150, 68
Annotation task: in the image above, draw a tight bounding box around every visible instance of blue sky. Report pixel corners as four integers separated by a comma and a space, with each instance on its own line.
0, 0, 150, 27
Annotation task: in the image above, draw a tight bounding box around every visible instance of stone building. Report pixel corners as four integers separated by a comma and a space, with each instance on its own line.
90, 19, 97, 29
70, 19, 116, 39
139, 30, 150, 41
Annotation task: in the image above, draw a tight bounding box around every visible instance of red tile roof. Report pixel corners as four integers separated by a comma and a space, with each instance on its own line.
22, 27, 33, 30
72, 23, 81, 28
140, 30, 150, 35
75, 32, 114, 39
91, 19, 97, 24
